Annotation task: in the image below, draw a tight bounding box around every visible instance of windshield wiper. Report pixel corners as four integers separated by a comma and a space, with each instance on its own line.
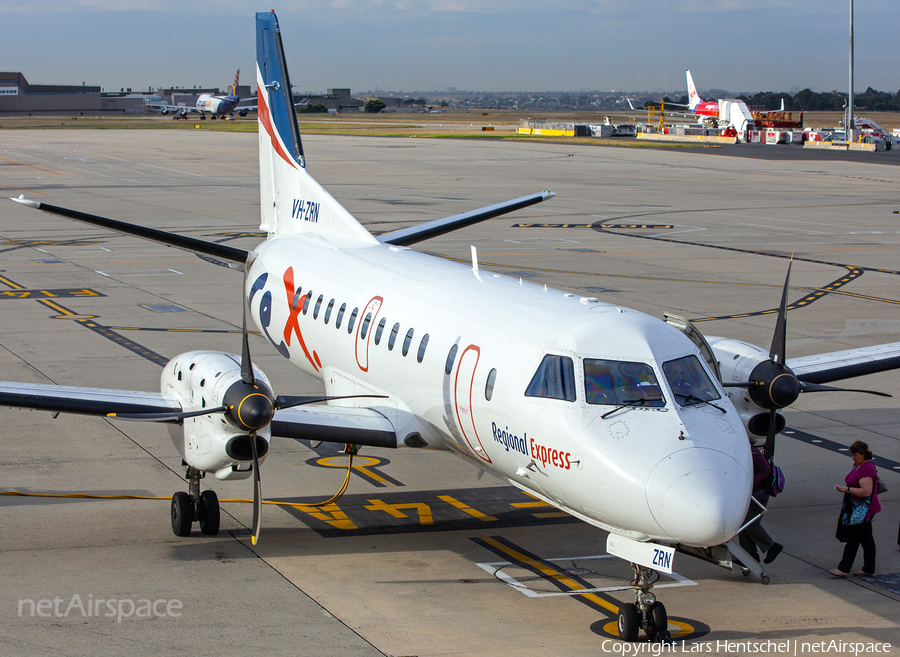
676, 393, 726, 414
601, 398, 662, 419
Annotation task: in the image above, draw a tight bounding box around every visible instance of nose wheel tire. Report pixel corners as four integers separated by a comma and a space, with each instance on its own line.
198, 489, 220, 535
647, 602, 668, 641
617, 602, 639, 642
171, 491, 193, 537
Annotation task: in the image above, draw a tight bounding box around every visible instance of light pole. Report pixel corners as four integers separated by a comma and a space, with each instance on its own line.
848, 0, 855, 144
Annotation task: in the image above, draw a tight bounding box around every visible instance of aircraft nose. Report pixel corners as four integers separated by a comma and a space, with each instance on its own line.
646, 448, 750, 547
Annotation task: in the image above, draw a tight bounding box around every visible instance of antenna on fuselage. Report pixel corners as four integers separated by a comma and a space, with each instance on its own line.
471, 245, 484, 283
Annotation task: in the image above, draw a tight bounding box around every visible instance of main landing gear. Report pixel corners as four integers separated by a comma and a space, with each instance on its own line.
617, 564, 671, 643
171, 466, 220, 537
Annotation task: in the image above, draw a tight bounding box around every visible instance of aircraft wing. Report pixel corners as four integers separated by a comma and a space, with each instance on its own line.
0, 381, 181, 418
378, 190, 555, 247
0, 380, 398, 447
787, 341, 900, 385
145, 102, 199, 113
271, 404, 397, 448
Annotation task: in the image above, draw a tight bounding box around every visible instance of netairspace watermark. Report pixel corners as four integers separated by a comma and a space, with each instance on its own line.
18, 595, 183, 623
600, 639, 893, 656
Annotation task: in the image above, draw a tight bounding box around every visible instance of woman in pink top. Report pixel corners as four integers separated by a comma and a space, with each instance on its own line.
829, 441, 881, 577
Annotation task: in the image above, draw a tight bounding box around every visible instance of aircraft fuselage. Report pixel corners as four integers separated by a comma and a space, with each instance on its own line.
196, 94, 239, 116
246, 234, 753, 548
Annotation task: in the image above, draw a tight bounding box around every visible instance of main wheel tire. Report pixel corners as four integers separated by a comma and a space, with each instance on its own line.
199, 489, 220, 535
171, 491, 193, 537
617, 602, 639, 642
647, 602, 668, 639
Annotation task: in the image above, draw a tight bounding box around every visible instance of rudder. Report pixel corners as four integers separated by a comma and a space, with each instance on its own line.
686, 69, 702, 112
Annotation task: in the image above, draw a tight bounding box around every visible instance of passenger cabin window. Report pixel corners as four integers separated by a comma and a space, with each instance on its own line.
485, 368, 497, 401
347, 308, 358, 333
417, 334, 429, 363
388, 323, 400, 351
336, 303, 346, 329
313, 295, 323, 319
324, 299, 334, 324
374, 318, 387, 345
445, 344, 458, 375
360, 313, 373, 340
302, 291, 312, 315
525, 354, 576, 402
663, 355, 721, 407
583, 359, 664, 407
402, 328, 415, 356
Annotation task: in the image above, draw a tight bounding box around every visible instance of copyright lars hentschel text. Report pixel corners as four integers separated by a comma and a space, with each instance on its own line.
601, 639, 892, 656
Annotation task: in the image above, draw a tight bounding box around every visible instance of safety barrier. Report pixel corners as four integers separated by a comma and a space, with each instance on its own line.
637, 133, 737, 145
516, 128, 576, 137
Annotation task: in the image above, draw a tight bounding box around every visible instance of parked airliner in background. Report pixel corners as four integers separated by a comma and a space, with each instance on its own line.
5, 11, 900, 643
149, 70, 253, 119
686, 69, 720, 116
686, 69, 786, 117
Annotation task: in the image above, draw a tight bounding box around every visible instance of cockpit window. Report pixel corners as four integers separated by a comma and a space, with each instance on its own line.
663, 355, 721, 406
525, 354, 576, 402
583, 359, 665, 407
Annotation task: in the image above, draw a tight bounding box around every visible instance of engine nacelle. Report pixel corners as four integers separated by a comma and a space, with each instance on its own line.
706, 336, 785, 443
160, 108, 169, 115
162, 351, 273, 481
238, 109, 249, 117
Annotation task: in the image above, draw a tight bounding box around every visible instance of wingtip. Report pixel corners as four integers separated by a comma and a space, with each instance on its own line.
10, 195, 41, 209
543, 189, 556, 200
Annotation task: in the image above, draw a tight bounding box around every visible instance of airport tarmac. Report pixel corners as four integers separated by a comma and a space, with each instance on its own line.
1, 129, 899, 656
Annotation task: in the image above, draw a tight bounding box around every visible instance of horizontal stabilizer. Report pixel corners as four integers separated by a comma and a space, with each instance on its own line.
9, 196, 251, 266
378, 190, 555, 247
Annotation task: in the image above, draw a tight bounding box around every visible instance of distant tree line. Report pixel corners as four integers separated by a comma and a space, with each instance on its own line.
739, 87, 900, 112
298, 103, 329, 114
641, 88, 900, 112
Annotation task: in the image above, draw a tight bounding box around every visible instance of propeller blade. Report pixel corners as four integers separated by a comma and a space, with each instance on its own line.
769, 258, 792, 365
240, 254, 258, 387
107, 405, 229, 422
763, 408, 777, 460
274, 393, 388, 411
799, 382, 892, 397
250, 430, 262, 546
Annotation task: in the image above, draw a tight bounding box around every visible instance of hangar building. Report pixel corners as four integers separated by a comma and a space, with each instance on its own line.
0, 72, 101, 115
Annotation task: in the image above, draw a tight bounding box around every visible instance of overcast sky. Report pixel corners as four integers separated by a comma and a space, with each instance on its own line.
1, 1, 897, 95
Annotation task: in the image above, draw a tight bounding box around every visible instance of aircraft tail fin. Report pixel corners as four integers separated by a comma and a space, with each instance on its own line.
232, 69, 240, 96
686, 69, 702, 111
255, 11, 376, 243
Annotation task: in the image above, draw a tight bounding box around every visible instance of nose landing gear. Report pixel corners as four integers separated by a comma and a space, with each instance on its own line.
617, 564, 671, 642
171, 466, 220, 537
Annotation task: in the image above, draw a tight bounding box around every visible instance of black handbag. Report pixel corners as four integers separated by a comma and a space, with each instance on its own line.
835, 519, 851, 542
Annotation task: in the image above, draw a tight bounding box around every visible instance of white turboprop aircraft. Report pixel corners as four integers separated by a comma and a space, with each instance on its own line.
5, 11, 900, 643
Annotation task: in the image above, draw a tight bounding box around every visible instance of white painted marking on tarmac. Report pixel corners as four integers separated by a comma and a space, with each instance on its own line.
94, 269, 183, 277
737, 222, 832, 235
476, 554, 695, 598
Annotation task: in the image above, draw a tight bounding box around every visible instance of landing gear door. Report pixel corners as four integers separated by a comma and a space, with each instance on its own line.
663, 313, 722, 383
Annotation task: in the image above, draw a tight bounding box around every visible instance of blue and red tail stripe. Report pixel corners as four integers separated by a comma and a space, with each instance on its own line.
256, 11, 305, 170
